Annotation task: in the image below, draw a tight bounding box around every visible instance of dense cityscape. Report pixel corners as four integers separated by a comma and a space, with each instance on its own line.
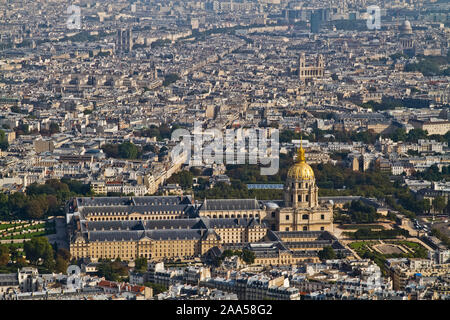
0, 0, 449, 302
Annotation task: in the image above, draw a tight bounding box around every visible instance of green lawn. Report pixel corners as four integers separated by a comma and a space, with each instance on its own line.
348, 241, 373, 250
349, 240, 428, 263
0, 230, 46, 240
0, 221, 55, 241
0, 222, 27, 230
340, 224, 385, 230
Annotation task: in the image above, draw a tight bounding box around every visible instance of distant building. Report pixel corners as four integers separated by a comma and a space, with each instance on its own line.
116, 29, 133, 53
298, 53, 324, 82
310, 11, 322, 34
409, 119, 450, 136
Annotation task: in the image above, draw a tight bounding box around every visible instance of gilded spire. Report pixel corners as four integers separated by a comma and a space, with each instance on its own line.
296, 133, 306, 163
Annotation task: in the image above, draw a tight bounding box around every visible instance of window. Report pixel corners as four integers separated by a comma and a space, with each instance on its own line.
306, 195, 309, 202
303, 226, 308, 231
302, 214, 308, 220
271, 212, 276, 218
321, 214, 325, 220
285, 215, 290, 220
285, 227, 289, 231
320, 227, 325, 231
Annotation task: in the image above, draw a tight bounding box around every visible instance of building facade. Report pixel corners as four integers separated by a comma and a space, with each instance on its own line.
298, 53, 324, 82
67, 149, 335, 264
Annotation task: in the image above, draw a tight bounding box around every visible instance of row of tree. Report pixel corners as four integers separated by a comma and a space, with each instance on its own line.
336, 200, 381, 224
404, 54, 450, 77
280, 127, 449, 146
361, 97, 431, 111
97, 258, 129, 282
412, 164, 450, 182
134, 123, 184, 141
216, 249, 256, 265
194, 181, 283, 201
0, 179, 92, 220
431, 228, 450, 249
0, 237, 72, 274
346, 227, 409, 240
101, 142, 142, 159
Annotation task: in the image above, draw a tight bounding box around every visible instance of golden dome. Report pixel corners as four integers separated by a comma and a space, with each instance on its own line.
287, 144, 315, 180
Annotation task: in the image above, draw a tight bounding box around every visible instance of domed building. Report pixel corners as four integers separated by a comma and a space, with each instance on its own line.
276, 143, 334, 232
398, 20, 415, 53
399, 20, 413, 35
284, 146, 318, 208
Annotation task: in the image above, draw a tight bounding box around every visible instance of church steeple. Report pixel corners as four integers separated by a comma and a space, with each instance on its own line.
297, 134, 305, 163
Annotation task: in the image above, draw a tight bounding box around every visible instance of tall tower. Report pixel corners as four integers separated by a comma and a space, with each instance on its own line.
298, 53, 306, 80
316, 54, 324, 77
116, 28, 133, 53
310, 10, 322, 34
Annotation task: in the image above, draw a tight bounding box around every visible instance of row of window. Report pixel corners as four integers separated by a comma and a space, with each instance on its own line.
285, 214, 325, 220
88, 215, 180, 221
207, 214, 259, 219
291, 194, 316, 202
284, 226, 325, 231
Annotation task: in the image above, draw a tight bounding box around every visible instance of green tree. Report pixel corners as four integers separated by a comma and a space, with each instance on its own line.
0, 245, 9, 266
241, 249, 255, 264
166, 170, 194, 188
49, 122, 60, 134
118, 142, 139, 159
432, 196, 446, 214
24, 237, 55, 267
134, 257, 148, 272
423, 199, 431, 214
144, 282, 168, 294
56, 248, 71, 261
318, 246, 337, 261
55, 256, 68, 273
163, 73, 180, 86
15, 256, 27, 268
0, 129, 8, 151
25, 199, 45, 218
97, 259, 128, 281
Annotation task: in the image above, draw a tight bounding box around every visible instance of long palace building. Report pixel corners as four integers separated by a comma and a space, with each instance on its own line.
67, 146, 350, 265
